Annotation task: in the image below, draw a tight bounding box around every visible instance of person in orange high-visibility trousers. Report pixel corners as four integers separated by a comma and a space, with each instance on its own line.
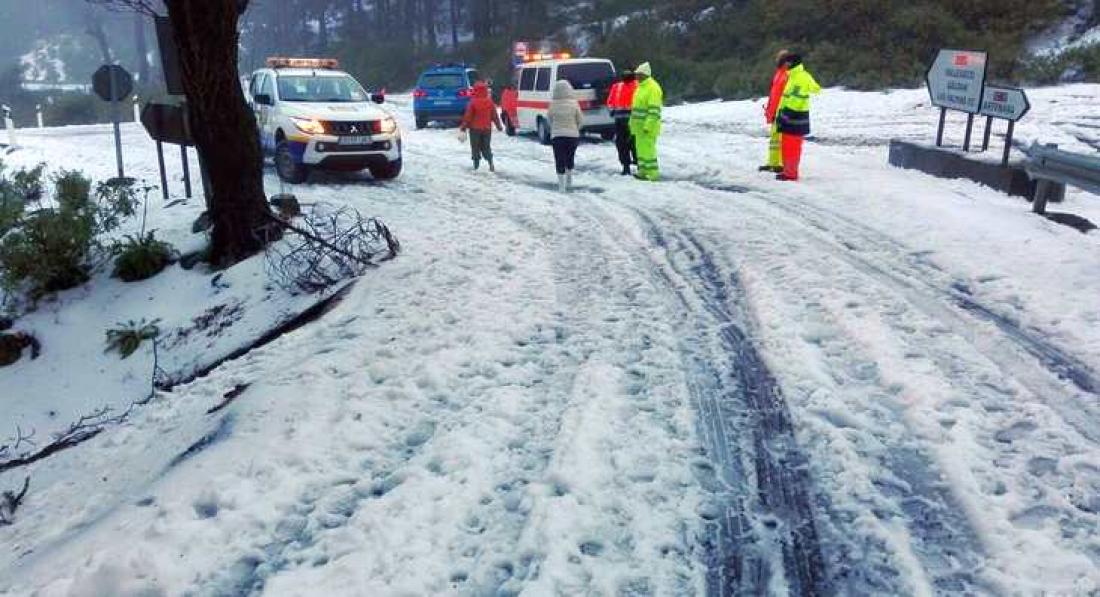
775, 53, 821, 181
607, 69, 639, 175
759, 49, 790, 173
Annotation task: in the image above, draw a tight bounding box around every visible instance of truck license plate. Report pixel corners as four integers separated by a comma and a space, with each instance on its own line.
339, 135, 372, 145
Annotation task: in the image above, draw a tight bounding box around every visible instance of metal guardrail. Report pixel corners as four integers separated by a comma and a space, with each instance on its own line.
1024, 142, 1100, 214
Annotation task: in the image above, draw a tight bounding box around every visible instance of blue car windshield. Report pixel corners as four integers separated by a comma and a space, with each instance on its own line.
277, 75, 368, 102
419, 73, 466, 89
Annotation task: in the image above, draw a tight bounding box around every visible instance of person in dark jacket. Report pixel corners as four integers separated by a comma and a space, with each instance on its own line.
459, 80, 503, 171
607, 69, 639, 175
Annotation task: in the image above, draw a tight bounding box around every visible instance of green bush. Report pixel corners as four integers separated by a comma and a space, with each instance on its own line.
104, 318, 160, 359
113, 231, 174, 282
54, 170, 92, 213
0, 162, 44, 236
590, 0, 1070, 98
43, 94, 107, 127
0, 206, 97, 296
1019, 44, 1100, 85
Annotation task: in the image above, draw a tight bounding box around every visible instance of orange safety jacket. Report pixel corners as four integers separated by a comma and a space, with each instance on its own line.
607, 79, 638, 119
765, 66, 789, 124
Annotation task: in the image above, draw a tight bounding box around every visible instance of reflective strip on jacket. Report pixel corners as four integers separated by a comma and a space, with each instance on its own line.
776, 64, 820, 136
629, 77, 663, 137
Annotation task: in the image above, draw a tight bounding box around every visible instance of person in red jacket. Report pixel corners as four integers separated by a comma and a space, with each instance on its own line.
606, 70, 638, 175
759, 49, 790, 173
459, 80, 503, 171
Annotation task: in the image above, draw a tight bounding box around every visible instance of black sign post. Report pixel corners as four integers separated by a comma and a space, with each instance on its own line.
140, 102, 194, 201
926, 49, 988, 150
979, 85, 1031, 167
93, 64, 134, 179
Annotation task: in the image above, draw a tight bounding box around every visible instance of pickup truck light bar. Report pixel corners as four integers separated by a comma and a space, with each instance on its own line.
267, 57, 340, 69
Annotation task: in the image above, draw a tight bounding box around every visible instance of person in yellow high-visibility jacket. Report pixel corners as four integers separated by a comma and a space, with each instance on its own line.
629, 62, 664, 181
775, 53, 821, 181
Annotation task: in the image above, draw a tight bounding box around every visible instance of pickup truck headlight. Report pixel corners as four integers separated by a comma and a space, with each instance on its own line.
291, 116, 326, 135
379, 117, 398, 134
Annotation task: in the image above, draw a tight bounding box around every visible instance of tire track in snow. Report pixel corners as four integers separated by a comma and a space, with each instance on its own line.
647, 165, 1098, 443
736, 189, 1100, 442
616, 208, 829, 596
598, 200, 1004, 595
635, 191, 1092, 592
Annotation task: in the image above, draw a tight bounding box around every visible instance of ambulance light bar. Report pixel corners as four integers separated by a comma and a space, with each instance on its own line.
523, 52, 572, 62
267, 57, 340, 69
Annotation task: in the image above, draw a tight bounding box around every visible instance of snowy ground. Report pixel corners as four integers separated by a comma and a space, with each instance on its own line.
2, 85, 1099, 596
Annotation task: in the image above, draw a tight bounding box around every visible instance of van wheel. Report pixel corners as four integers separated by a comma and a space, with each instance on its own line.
370, 158, 402, 180
415, 116, 426, 130
536, 118, 551, 145
275, 140, 309, 184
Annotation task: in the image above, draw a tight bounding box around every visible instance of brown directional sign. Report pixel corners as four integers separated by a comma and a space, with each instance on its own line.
141, 103, 192, 146
93, 65, 134, 102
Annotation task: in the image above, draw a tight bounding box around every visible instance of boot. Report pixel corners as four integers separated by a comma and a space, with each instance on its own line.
621, 165, 631, 175
759, 165, 782, 173
557, 174, 567, 192
776, 173, 797, 181
473, 159, 480, 171
488, 159, 495, 173
565, 170, 573, 191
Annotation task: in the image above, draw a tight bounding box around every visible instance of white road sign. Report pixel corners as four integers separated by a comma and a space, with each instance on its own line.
980, 85, 1030, 122
926, 49, 988, 114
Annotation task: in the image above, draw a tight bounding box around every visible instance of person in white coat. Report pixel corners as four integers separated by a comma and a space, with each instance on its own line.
547, 79, 584, 192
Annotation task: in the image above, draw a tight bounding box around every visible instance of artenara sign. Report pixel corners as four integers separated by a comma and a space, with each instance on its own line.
980, 85, 1030, 122
926, 49, 988, 114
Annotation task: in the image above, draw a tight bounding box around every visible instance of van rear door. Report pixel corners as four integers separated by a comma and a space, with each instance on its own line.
557, 61, 615, 107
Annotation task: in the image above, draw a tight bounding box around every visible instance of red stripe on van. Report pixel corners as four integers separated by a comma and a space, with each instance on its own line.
516, 99, 603, 110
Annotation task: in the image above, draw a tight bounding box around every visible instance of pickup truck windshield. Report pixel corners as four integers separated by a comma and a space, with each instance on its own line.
277, 75, 368, 103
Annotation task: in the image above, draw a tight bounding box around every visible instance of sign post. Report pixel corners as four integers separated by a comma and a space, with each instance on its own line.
140, 102, 194, 201
925, 49, 988, 149
979, 85, 1030, 167
92, 64, 134, 180
1, 105, 15, 148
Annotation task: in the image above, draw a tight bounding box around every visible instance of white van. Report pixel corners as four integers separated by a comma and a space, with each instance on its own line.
500, 58, 617, 144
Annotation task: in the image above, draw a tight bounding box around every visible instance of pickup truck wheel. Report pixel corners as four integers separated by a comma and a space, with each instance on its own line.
415, 116, 427, 130
537, 118, 551, 145
371, 158, 402, 180
275, 140, 309, 184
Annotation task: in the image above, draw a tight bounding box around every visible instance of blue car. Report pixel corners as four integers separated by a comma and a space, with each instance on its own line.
413, 63, 482, 129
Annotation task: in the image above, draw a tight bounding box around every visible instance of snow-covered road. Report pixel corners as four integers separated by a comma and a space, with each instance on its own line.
2, 86, 1099, 596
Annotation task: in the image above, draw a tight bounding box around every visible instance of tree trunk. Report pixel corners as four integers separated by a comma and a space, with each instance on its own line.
85, 11, 113, 64
164, 0, 276, 267
318, 6, 329, 52
134, 12, 150, 83
450, 0, 459, 49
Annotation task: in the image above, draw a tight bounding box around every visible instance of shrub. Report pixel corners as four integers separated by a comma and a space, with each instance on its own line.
104, 318, 160, 359
53, 170, 92, 214
0, 162, 44, 236
43, 93, 105, 127
94, 177, 144, 232
0, 206, 97, 296
113, 231, 174, 282
0, 169, 100, 298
